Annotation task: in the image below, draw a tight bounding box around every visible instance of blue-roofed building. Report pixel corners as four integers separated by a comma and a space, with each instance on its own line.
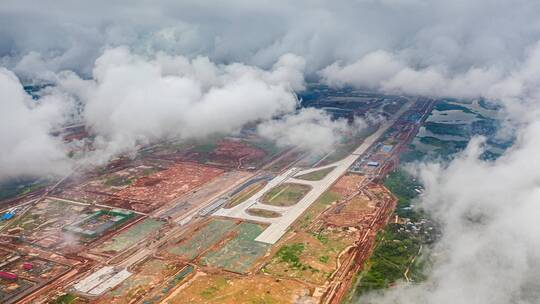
1, 212, 15, 221
381, 145, 393, 153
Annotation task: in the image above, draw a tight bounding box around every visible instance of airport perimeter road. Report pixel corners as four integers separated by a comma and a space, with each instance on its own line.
215, 100, 414, 244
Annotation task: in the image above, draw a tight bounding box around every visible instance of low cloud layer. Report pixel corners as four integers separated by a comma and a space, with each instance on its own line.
0, 48, 355, 180
0, 68, 72, 179
356, 33, 540, 304
362, 129, 540, 303
59, 47, 306, 163
2, 0, 540, 78
257, 108, 352, 153
321, 42, 540, 104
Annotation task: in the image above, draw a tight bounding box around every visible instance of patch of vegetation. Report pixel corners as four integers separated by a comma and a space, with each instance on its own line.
191, 142, 218, 154
246, 208, 281, 218
99, 218, 164, 253
314, 231, 329, 244
298, 191, 340, 229
384, 169, 421, 220
424, 122, 469, 137
347, 169, 437, 302
316, 191, 341, 205
399, 148, 427, 163
200, 222, 269, 273
420, 136, 468, 157
200, 277, 229, 300
142, 168, 160, 176
434, 102, 474, 114
471, 118, 498, 137
103, 175, 135, 187
261, 183, 311, 206
420, 136, 467, 147
426, 117, 505, 160
0, 178, 48, 201
265, 229, 347, 284
487, 137, 514, 151
276, 243, 305, 268
296, 167, 335, 181
478, 98, 502, 111
355, 224, 423, 294
406, 99, 506, 162
442, 97, 473, 104
51, 293, 81, 304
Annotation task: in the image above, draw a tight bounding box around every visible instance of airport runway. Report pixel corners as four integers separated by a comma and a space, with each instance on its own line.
214, 100, 414, 244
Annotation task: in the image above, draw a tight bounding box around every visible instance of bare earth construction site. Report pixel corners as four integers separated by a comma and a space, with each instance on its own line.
0, 90, 435, 304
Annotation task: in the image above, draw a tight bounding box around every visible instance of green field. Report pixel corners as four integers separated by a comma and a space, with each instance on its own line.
201, 222, 269, 273
0, 178, 49, 201
191, 142, 218, 154
275, 243, 305, 268
354, 224, 423, 294
167, 219, 236, 260
140, 265, 195, 303
96, 218, 164, 254
434, 102, 475, 114
265, 232, 348, 285
103, 175, 136, 187
264, 194, 351, 285
245, 208, 281, 218
419, 136, 468, 157
297, 191, 341, 229
296, 167, 335, 181
261, 183, 311, 206
424, 122, 469, 137
384, 169, 423, 220
51, 293, 86, 304
347, 169, 435, 302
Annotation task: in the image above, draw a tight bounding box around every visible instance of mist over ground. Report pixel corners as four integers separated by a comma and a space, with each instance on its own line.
2, 1, 540, 303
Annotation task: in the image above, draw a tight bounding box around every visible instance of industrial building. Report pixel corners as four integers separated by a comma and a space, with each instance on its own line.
63, 209, 134, 238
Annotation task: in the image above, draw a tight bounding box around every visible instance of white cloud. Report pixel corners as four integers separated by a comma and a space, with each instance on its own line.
257, 108, 355, 153
321, 41, 540, 106
357, 42, 540, 304
362, 125, 540, 303
0, 68, 72, 180
320, 51, 405, 89
56, 47, 306, 162
2, 0, 540, 76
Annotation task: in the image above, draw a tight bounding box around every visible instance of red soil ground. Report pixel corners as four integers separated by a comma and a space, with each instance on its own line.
117, 162, 223, 205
